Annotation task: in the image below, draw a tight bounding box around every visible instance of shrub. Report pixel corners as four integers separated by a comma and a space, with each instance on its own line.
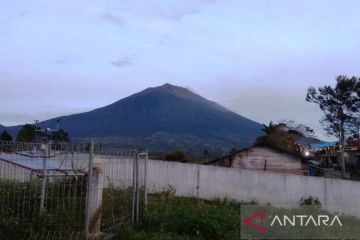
300, 196, 321, 207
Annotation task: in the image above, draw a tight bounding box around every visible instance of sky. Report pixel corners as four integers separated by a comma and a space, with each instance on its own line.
1, 0, 360, 140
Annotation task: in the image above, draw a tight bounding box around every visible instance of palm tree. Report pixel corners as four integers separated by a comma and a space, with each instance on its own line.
261, 121, 277, 134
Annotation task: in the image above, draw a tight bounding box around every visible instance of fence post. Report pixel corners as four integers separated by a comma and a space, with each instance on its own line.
40, 143, 48, 212
85, 141, 94, 237
89, 161, 104, 236
135, 152, 140, 223
144, 149, 148, 212
85, 141, 105, 237
196, 165, 200, 198
131, 150, 139, 224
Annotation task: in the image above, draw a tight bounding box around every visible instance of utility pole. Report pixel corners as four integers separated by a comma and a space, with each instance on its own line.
35, 119, 61, 213
40, 143, 48, 212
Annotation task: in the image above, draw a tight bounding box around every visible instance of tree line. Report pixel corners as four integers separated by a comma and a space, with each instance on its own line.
0, 124, 70, 143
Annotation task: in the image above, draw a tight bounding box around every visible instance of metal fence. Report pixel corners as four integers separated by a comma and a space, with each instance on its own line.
0, 141, 147, 239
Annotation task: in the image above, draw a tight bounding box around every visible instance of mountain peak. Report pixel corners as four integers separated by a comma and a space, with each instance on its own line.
158, 83, 185, 91
135, 83, 230, 112
161, 83, 176, 88
143, 83, 191, 95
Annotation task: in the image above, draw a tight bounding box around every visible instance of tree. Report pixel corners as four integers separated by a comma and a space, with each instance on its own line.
256, 120, 317, 155
0, 131, 13, 141
278, 120, 316, 138
51, 129, 70, 143
16, 124, 37, 142
306, 75, 360, 179
261, 121, 277, 134
256, 121, 300, 154
165, 150, 186, 161
15, 123, 70, 143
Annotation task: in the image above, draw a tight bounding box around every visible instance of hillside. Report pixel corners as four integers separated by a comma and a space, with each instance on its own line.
5, 84, 263, 156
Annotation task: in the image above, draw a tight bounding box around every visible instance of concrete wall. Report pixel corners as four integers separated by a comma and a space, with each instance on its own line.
144, 159, 360, 219
146, 160, 200, 197
2, 152, 360, 219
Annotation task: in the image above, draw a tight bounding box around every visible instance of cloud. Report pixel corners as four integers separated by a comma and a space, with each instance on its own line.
121, 0, 219, 22
154, 8, 199, 21
54, 58, 69, 64
111, 57, 133, 68
101, 13, 126, 26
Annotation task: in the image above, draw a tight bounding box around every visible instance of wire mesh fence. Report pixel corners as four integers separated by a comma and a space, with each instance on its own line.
0, 141, 147, 239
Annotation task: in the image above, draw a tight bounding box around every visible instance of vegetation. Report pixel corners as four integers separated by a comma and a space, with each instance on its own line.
256, 120, 315, 154
260, 121, 278, 135
15, 124, 70, 143
279, 119, 316, 138
300, 196, 321, 207
16, 124, 37, 142
116, 189, 241, 240
0, 131, 12, 141
1, 179, 360, 239
165, 150, 186, 161
0, 178, 133, 239
116, 191, 360, 240
159, 150, 215, 164
0, 178, 87, 239
51, 129, 70, 143
306, 75, 360, 178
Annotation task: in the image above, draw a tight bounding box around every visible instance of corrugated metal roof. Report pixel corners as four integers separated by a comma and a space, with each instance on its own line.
295, 136, 322, 146
310, 142, 337, 149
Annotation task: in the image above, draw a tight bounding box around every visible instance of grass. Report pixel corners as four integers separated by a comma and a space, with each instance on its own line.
115, 188, 241, 240
0, 178, 135, 239
0, 178, 87, 239
114, 188, 360, 240
2, 178, 360, 239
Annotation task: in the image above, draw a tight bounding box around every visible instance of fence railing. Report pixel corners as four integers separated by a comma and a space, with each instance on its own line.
0, 141, 147, 239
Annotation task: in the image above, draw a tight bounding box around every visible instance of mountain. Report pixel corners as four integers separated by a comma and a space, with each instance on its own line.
5, 84, 263, 156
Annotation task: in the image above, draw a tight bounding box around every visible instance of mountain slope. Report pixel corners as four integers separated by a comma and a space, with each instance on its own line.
6, 84, 263, 155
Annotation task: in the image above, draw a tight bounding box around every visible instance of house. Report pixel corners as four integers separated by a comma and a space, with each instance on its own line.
307, 140, 360, 179
295, 136, 322, 153
310, 142, 338, 168
208, 145, 310, 175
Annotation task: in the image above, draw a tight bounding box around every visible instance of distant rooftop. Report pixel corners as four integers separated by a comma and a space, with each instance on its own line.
310, 142, 338, 149
295, 136, 322, 147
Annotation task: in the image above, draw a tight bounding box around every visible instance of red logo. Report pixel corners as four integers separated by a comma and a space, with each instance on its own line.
243, 210, 269, 233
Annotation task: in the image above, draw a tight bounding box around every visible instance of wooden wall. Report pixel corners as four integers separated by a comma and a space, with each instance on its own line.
231, 146, 306, 175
